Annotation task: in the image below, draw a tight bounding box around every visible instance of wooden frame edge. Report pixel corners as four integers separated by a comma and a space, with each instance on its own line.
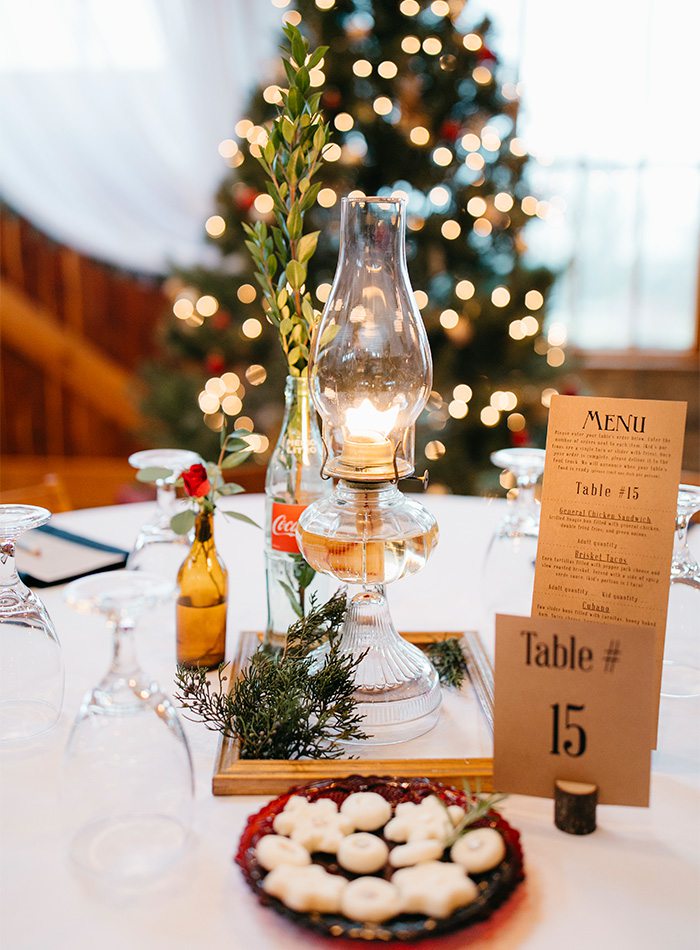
212, 629, 494, 796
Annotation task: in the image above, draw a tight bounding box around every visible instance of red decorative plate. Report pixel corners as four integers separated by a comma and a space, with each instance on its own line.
236, 775, 525, 942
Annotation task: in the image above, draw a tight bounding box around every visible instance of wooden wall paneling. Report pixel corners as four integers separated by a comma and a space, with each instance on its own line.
60, 247, 93, 453
2, 284, 144, 431
2, 351, 46, 455
44, 377, 65, 456
1, 213, 25, 285
0, 207, 167, 459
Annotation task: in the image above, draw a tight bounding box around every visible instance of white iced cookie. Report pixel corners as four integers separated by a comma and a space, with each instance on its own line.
393, 861, 479, 918
385, 797, 452, 844
263, 864, 347, 913
254, 834, 311, 871
392, 796, 442, 822
340, 876, 402, 924
388, 839, 444, 868
340, 792, 393, 831
273, 796, 338, 836
447, 805, 466, 826
450, 828, 506, 873
289, 811, 354, 853
337, 833, 389, 874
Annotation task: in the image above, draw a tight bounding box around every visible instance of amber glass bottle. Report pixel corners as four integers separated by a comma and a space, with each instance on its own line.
176, 509, 228, 668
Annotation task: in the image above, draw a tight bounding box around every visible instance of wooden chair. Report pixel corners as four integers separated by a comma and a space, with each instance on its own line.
0, 473, 73, 512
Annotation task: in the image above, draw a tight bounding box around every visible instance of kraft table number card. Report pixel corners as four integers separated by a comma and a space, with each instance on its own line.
531, 395, 687, 708
493, 614, 655, 805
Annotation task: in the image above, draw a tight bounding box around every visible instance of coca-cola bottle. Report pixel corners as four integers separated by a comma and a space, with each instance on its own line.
264, 375, 329, 647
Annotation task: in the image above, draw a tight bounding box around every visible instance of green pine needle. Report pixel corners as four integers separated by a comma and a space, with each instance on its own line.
426, 637, 468, 689
174, 590, 367, 759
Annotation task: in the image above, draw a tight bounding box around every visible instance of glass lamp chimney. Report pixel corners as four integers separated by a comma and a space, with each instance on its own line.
309, 196, 432, 481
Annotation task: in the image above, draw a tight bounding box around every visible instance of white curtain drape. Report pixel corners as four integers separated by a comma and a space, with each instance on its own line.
0, 0, 281, 274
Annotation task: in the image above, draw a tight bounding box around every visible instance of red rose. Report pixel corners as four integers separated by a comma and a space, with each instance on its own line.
182, 463, 210, 498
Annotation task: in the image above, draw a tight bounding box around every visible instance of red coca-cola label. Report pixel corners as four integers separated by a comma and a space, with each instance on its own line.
270, 502, 308, 554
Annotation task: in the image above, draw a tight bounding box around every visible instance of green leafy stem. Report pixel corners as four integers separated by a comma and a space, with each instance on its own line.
134, 420, 261, 534
242, 23, 331, 376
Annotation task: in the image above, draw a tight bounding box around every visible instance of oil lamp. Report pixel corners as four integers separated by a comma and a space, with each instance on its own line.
297, 196, 441, 744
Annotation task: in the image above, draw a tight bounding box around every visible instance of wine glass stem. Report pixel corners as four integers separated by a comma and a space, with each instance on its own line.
0, 540, 19, 587
157, 482, 177, 518
109, 618, 140, 678
513, 474, 538, 525
672, 512, 698, 576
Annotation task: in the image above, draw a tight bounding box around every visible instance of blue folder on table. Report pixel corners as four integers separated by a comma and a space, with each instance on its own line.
17, 524, 129, 587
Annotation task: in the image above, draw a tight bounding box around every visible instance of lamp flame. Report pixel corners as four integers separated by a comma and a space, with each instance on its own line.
344, 399, 401, 440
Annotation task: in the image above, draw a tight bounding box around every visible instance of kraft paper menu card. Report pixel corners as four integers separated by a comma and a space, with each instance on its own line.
493, 614, 655, 806
532, 395, 686, 696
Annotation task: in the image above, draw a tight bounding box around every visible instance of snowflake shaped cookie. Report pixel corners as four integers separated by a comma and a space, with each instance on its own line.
384, 795, 453, 844
263, 864, 347, 914
272, 795, 353, 852
392, 861, 479, 918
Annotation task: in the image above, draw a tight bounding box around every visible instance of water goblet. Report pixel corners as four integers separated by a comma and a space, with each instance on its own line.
63, 570, 194, 883
0, 504, 64, 741
482, 448, 546, 630
661, 484, 700, 699
127, 448, 201, 578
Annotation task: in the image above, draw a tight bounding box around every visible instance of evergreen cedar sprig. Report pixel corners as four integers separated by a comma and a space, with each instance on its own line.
426, 637, 469, 689
174, 590, 368, 760
242, 23, 331, 376
134, 420, 260, 535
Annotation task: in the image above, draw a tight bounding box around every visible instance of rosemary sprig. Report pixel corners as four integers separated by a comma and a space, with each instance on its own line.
446, 780, 508, 847
174, 590, 367, 760
425, 637, 469, 689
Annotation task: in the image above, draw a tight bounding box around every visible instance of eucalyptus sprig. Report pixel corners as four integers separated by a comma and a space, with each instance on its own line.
242, 23, 331, 376
135, 420, 260, 534
174, 590, 368, 760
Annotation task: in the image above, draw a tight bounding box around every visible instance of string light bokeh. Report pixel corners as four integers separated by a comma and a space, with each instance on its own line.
152, 0, 565, 491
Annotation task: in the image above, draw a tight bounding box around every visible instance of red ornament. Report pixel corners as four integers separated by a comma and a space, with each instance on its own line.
511, 429, 530, 447
478, 44, 497, 63
211, 312, 231, 331
182, 463, 211, 498
323, 88, 342, 110
439, 119, 461, 143
205, 352, 225, 374
234, 185, 257, 212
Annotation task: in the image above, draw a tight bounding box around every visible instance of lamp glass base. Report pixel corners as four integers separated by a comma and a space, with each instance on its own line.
313, 585, 441, 745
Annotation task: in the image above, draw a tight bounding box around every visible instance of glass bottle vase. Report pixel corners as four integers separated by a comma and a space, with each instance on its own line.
264, 375, 329, 648
176, 509, 227, 668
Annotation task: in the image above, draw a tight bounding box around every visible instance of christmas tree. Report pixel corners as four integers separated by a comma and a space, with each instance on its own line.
142, 0, 562, 493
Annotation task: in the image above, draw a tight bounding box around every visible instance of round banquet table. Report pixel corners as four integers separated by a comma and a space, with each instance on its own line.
1, 494, 698, 950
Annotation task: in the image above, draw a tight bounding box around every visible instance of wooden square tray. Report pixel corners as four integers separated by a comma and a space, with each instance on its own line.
213, 630, 494, 796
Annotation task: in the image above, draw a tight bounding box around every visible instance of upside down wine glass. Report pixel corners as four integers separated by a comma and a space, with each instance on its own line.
482, 448, 546, 632
63, 571, 194, 882
127, 448, 202, 578
660, 484, 700, 699
0, 505, 64, 741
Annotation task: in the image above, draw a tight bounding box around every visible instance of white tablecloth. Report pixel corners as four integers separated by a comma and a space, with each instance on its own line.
1, 495, 698, 950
